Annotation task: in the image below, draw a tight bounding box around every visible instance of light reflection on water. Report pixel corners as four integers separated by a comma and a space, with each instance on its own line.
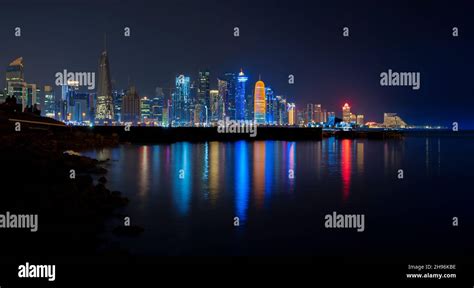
82, 136, 473, 256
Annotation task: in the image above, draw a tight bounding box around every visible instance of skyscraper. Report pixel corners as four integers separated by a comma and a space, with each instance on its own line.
209, 89, 219, 123
265, 87, 277, 124
222, 72, 236, 120
278, 96, 288, 125
288, 103, 296, 126
314, 104, 322, 123
113, 89, 125, 122
217, 79, 227, 121
6, 57, 27, 111
140, 97, 152, 123
198, 70, 210, 110
171, 74, 191, 126
236, 69, 248, 121
245, 93, 254, 121
342, 103, 351, 123
152, 87, 165, 124
41, 85, 56, 118
305, 104, 314, 124
95, 47, 114, 122
254, 78, 266, 124
121, 86, 141, 123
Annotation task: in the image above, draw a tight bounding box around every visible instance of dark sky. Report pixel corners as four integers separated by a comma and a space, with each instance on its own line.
1, 0, 473, 127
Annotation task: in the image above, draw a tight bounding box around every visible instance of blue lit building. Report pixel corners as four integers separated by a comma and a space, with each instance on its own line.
265, 87, 277, 124
171, 75, 191, 126
236, 69, 248, 121
113, 89, 125, 122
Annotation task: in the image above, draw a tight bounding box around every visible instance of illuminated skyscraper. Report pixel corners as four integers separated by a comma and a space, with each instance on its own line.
122, 85, 141, 123
152, 87, 165, 124
245, 93, 253, 121
314, 104, 322, 123
327, 111, 336, 127
209, 89, 219, 123
141, 97, 152, 123
197, 70, 210, 124
254, 78, 266, 124
95, 48, 114, 122
288, 103, 296, 125
222, 72, 236, 120
236, 69, 248, 121
342, 103, 351, 123
42, 86, 54, 118
171, 74, 191, 126
113, 89, 125, 122
277, 96, 288, 125
6, 57, 27, 111
265, 87, 277, 124
217, 79, 227, 121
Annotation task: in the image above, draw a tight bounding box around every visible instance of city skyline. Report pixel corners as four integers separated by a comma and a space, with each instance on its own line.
0, 52, 441, 128
0, 0, 472, 128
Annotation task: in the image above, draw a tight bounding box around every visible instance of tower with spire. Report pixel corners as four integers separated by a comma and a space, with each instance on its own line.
95, 33, 114, 122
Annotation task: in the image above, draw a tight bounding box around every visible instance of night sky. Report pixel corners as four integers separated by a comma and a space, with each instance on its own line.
1, 0, 473, 127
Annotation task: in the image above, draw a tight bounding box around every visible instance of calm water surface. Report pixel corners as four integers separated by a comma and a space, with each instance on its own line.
82, 136, 474, 257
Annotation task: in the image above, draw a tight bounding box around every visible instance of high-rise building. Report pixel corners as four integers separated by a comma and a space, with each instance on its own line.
152, 87, 165, 123
60, 81, 79, 121
209, 89, 219, 123
95, 48, 114, 122
217, 79, 228, 121
265, 87, 277, 124
162, 99, 171, 127
222, 72, 236, 120
43, 85, 55, 118
121, 86, 141, 123
171, 74, 191, 126
314, 104, 322, 123
236, 69, 248, 121
305, 103, 314, 124
342, 103, 351, 123
356, 114, 365, 126
278, 96, 288, 125
245, 93, 254, 121
113, 89, 125, 122
140, 97, 152, 123
327, 111, 336, 127
25, 83, 37, 110
197, 70, 210, 118
254, 78, 266, 124
297, 109, 305, 126
6, 57, 27, 111
288, 103, 296, 126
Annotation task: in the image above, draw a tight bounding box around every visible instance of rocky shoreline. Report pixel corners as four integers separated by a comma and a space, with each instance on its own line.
0, 127, 137, 257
